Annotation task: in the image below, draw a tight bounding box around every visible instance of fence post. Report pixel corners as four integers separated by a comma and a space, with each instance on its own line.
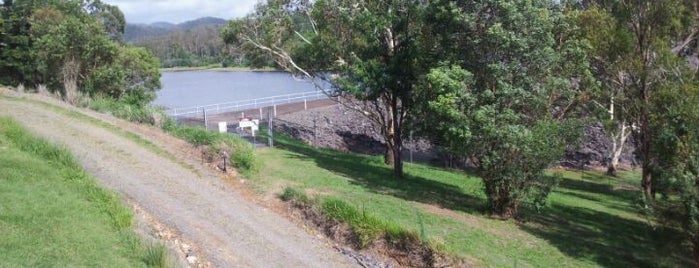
304, 99, 307, 110
267, 106, 274, 147
273, 105, 277, 117
313, 112, 317, 148
203, 108, 208, 130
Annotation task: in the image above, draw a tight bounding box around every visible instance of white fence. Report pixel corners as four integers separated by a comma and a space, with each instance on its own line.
166, 90, 327, 117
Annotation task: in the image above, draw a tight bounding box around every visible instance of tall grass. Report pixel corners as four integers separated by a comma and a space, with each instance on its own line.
0, 117, 173, 267
166, 125, 261, 176
89, 96, 168, 126
281, 187, 425, 250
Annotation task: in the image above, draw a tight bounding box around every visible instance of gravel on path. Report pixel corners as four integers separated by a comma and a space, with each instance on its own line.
0, 90, 356, 268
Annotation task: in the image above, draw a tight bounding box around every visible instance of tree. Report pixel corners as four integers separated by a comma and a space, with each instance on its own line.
596, 0, 697, 201
0, 0, 37, 85
1, 0, 161, 105
415, 0, 588, 218
223, 0, 429, 178
648, 54, 699, 263
576, 6, 635, 176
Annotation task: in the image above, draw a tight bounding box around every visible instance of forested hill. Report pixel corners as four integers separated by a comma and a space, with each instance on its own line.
124, 17, 232, 68
124, 17, 227, 42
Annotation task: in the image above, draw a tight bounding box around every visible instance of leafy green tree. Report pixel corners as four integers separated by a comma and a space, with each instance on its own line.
649, 55, 699, 263
584, 0, 698, 201
0, 0, 37, 85
223, 0, 428, 178
1, 0, 160, 105
415, 0, 588, 218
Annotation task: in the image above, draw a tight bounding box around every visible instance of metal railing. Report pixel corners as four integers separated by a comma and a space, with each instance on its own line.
166, 90, 327, 117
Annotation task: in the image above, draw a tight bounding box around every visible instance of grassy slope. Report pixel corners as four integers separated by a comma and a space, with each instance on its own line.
0, 117, 165, 267
252, 134, 691, 267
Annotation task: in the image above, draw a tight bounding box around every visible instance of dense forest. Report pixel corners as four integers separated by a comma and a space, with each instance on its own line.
223, 0, 699, 261
123, 17, 243, 68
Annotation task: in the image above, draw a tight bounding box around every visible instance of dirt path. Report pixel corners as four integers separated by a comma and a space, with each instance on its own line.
0, 91, 355, 268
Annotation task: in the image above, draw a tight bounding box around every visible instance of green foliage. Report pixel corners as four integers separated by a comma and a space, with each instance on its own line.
647, 60, 699, 258
224, 0, 432, 177
1, 0, 161, 105
169, 126, 218, 147
416, 1, 587, 218
280, 186, 421, 250
279, 187, 309, 203
165, 125, 260, 176
142, 243, 172, 268
89, 96, 167, 126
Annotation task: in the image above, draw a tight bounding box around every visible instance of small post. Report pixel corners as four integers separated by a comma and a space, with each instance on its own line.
259, 108, 262, 120
273, 105, 277, 117
221, 151, 229, 172
304, 99, 307, 110
409, 130, 414, 163
203, 108, 208, 130
313, 113, 318, 148
268, 106, 274, 147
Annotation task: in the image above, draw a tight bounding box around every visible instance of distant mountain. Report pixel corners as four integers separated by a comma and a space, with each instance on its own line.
124, 17, 228, 43
178, 17, 227, 30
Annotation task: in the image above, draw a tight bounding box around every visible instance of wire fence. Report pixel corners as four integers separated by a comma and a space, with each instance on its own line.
165, 90, 327, 118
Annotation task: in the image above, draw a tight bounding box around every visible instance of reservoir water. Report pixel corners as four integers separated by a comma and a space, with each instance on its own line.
153, 71, 322, 109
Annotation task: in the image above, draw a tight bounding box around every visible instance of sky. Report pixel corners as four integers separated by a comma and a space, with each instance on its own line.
101, 0, 259, 24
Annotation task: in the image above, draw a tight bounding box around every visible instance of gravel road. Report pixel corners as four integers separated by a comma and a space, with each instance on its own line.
0, 91, 355, 268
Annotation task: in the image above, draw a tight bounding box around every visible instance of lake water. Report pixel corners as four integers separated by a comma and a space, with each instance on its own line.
152, 71, 322, 109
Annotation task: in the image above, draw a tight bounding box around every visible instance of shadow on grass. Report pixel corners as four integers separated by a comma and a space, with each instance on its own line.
273, 134, 486, 214
520, 199, 692, 267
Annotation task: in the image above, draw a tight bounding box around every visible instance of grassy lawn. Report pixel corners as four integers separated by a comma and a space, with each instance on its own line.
252, 133, 691, 267
0, 117, 169, 267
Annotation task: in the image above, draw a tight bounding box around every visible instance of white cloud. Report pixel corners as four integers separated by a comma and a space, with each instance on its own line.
101, 0, 258, 24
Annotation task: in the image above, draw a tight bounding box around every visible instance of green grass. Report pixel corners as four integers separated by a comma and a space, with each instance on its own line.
165, 124, 260, 176
252, 132, 692, 267
0, 117, 173, 267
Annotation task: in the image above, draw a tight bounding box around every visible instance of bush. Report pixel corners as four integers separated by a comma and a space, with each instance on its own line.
167, 125, 260, 175
89, 96, 168, 126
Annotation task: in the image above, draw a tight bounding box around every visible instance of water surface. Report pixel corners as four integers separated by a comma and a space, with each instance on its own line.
153, 71, 321, 109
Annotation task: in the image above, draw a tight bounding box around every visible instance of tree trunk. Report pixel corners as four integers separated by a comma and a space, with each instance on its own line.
607, 122, 630, 177
392, 119, 403, 179
384, 106, 395, 166
640, 108, 656, 201
484, 179, 517, 219
384, 143, 395, 166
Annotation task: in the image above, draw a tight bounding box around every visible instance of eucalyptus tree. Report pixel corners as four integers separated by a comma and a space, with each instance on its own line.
222, 0, 429, 178
576, 6, 635, 176
585, 0, 698, 201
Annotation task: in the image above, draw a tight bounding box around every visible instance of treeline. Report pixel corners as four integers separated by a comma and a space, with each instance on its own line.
224, 0, 699, 261
125, 17, 252, 68
0, 0, 160, 106
124, 18, 252, 68
131, 25, 233, 68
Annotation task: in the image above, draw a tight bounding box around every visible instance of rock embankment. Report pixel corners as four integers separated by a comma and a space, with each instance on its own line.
276, 103, 636, 169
